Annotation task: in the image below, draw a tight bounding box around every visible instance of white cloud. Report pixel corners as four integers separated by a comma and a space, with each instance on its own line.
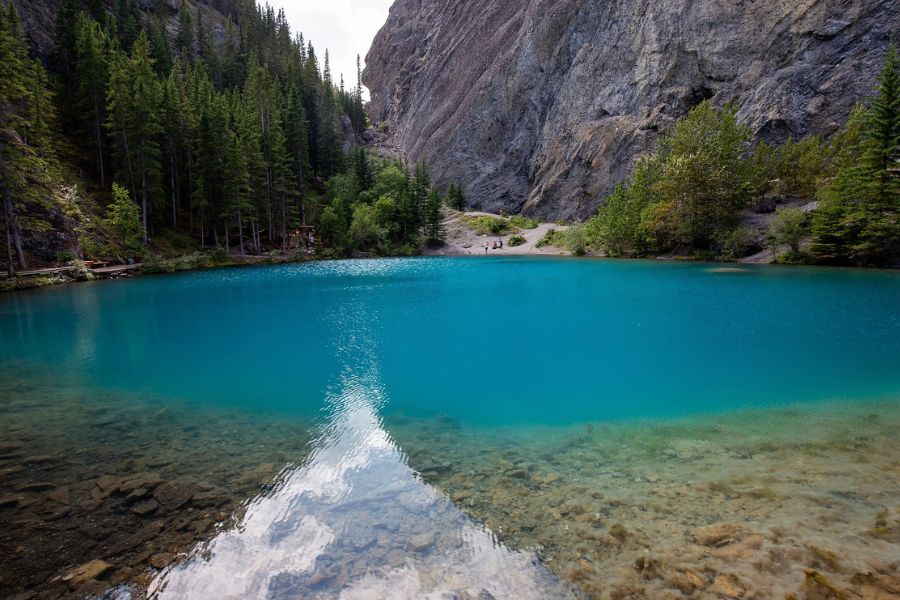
275, 0, 394, 97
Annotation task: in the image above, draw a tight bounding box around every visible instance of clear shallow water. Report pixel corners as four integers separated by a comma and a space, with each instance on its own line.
1, 257, 899, 599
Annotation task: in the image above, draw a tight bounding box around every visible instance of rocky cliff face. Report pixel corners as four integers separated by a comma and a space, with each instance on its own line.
364, 0, 898, 219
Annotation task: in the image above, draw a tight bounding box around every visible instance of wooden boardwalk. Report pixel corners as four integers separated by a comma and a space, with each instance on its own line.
4, 263, 142, 278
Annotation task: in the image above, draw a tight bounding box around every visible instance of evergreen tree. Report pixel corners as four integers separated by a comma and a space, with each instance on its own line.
106, 31, 164, 243
1, 0, 58, 272
424, 189, 445, 244
352, 146, 372, 191
53, 0, 79, 118
104, 182, 143, 256
812, 47, 899, 266
409, 161, 430, 230
316, 50, 342, 177
446, 183, 466, 211
283, 83, 310, 222
177, 1, 195, 61
74, 13, 110, 186
115, 0, 141, 51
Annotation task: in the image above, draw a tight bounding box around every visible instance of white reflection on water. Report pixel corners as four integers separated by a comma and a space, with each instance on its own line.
149, 302, 574, 600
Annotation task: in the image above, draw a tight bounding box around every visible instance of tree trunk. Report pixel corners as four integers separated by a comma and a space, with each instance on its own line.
281, 194, 287, 254
5, 221, 13, 278
237, 212, 245, 258
120, 123, 137, 204
187, 158, 193, 233
300, 191, 305, 226
140, 148, 148, 244
93, 95, 105, 187
223, 222, 228, 253
2, 191, 26, 270
170, 152, 178, 228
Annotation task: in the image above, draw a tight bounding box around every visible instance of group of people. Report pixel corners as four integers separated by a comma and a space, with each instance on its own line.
483, 239, 504, 253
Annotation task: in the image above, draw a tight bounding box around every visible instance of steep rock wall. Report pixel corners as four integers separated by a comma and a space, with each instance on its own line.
364, 0, 898, 219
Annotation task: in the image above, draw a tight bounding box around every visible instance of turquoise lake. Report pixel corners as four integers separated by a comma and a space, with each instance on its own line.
3, 257, 900, 422
1, 257, 899, 599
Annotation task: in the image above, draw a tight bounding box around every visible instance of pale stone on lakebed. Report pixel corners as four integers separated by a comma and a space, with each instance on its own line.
61, 559, 111, 586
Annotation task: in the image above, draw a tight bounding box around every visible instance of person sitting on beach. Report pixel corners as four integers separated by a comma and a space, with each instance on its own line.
492, 240, 497, 249
499, 239, 504, 249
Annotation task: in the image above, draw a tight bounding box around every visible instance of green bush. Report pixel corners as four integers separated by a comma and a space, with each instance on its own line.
536, 229, 559, 248
67, 260, 95, 281
141, 253, 170, 274
588, 101, 753, 256
464, 215, 512, 235
103, 183, 143, 258
767, 207, 809, 255
508, 215, 539, 229
507, 234, 526, 246
716, 226, 758, 261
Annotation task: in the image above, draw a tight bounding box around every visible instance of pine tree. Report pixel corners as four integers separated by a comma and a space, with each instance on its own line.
446, 183, 466, 211
115, 0, 141, 51
352, 146, 372, 191
177, 1, 194, 61
1, 0, 57, 272
316, 50, 342, 177
104, 182, 143, 256
107, 31, 164, 243
53, 0, 79, 119
283, 83, 310, 223
74, 14, 110, 186
410, 161, 431, 231
812, 47, 899, 266
865, 45, 900, 204
424, 189, 445, 244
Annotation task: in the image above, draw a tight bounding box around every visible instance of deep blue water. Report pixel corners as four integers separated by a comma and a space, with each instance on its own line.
2, 257, 899, 425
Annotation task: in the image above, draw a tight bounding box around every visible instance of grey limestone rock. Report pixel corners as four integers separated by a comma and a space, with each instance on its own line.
364, 0, 898, 219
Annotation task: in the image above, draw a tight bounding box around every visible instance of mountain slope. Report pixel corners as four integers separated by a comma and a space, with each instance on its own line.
364, 0, 898, 219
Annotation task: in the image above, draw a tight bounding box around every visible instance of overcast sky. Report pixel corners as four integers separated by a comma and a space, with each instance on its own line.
277, 0, 395, 96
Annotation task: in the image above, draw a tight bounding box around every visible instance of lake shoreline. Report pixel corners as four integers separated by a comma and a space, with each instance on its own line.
4, 246, 898, 296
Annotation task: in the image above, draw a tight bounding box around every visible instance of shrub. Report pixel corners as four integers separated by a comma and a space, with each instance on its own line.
465, 215, 512, 235
536, 227, 585, 254
508, 215, 539, 229
508, 234, 526, 246
141, 253, 170, 274
716, 226, 758, 261
67, 259, 95, 281
536, 229, 560, 248
767, 207, 809, 255
564, 226, 587, 256
103, 183, 143, 258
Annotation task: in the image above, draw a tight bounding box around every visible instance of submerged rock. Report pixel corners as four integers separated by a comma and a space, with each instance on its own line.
153, 481, 195, 511
692, 523, 750, 546
130, 499, 160, 517
667, 568, 708, 593
711, 573, 747, 598
409, 531, 436, 552
62, 559, 112, 587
